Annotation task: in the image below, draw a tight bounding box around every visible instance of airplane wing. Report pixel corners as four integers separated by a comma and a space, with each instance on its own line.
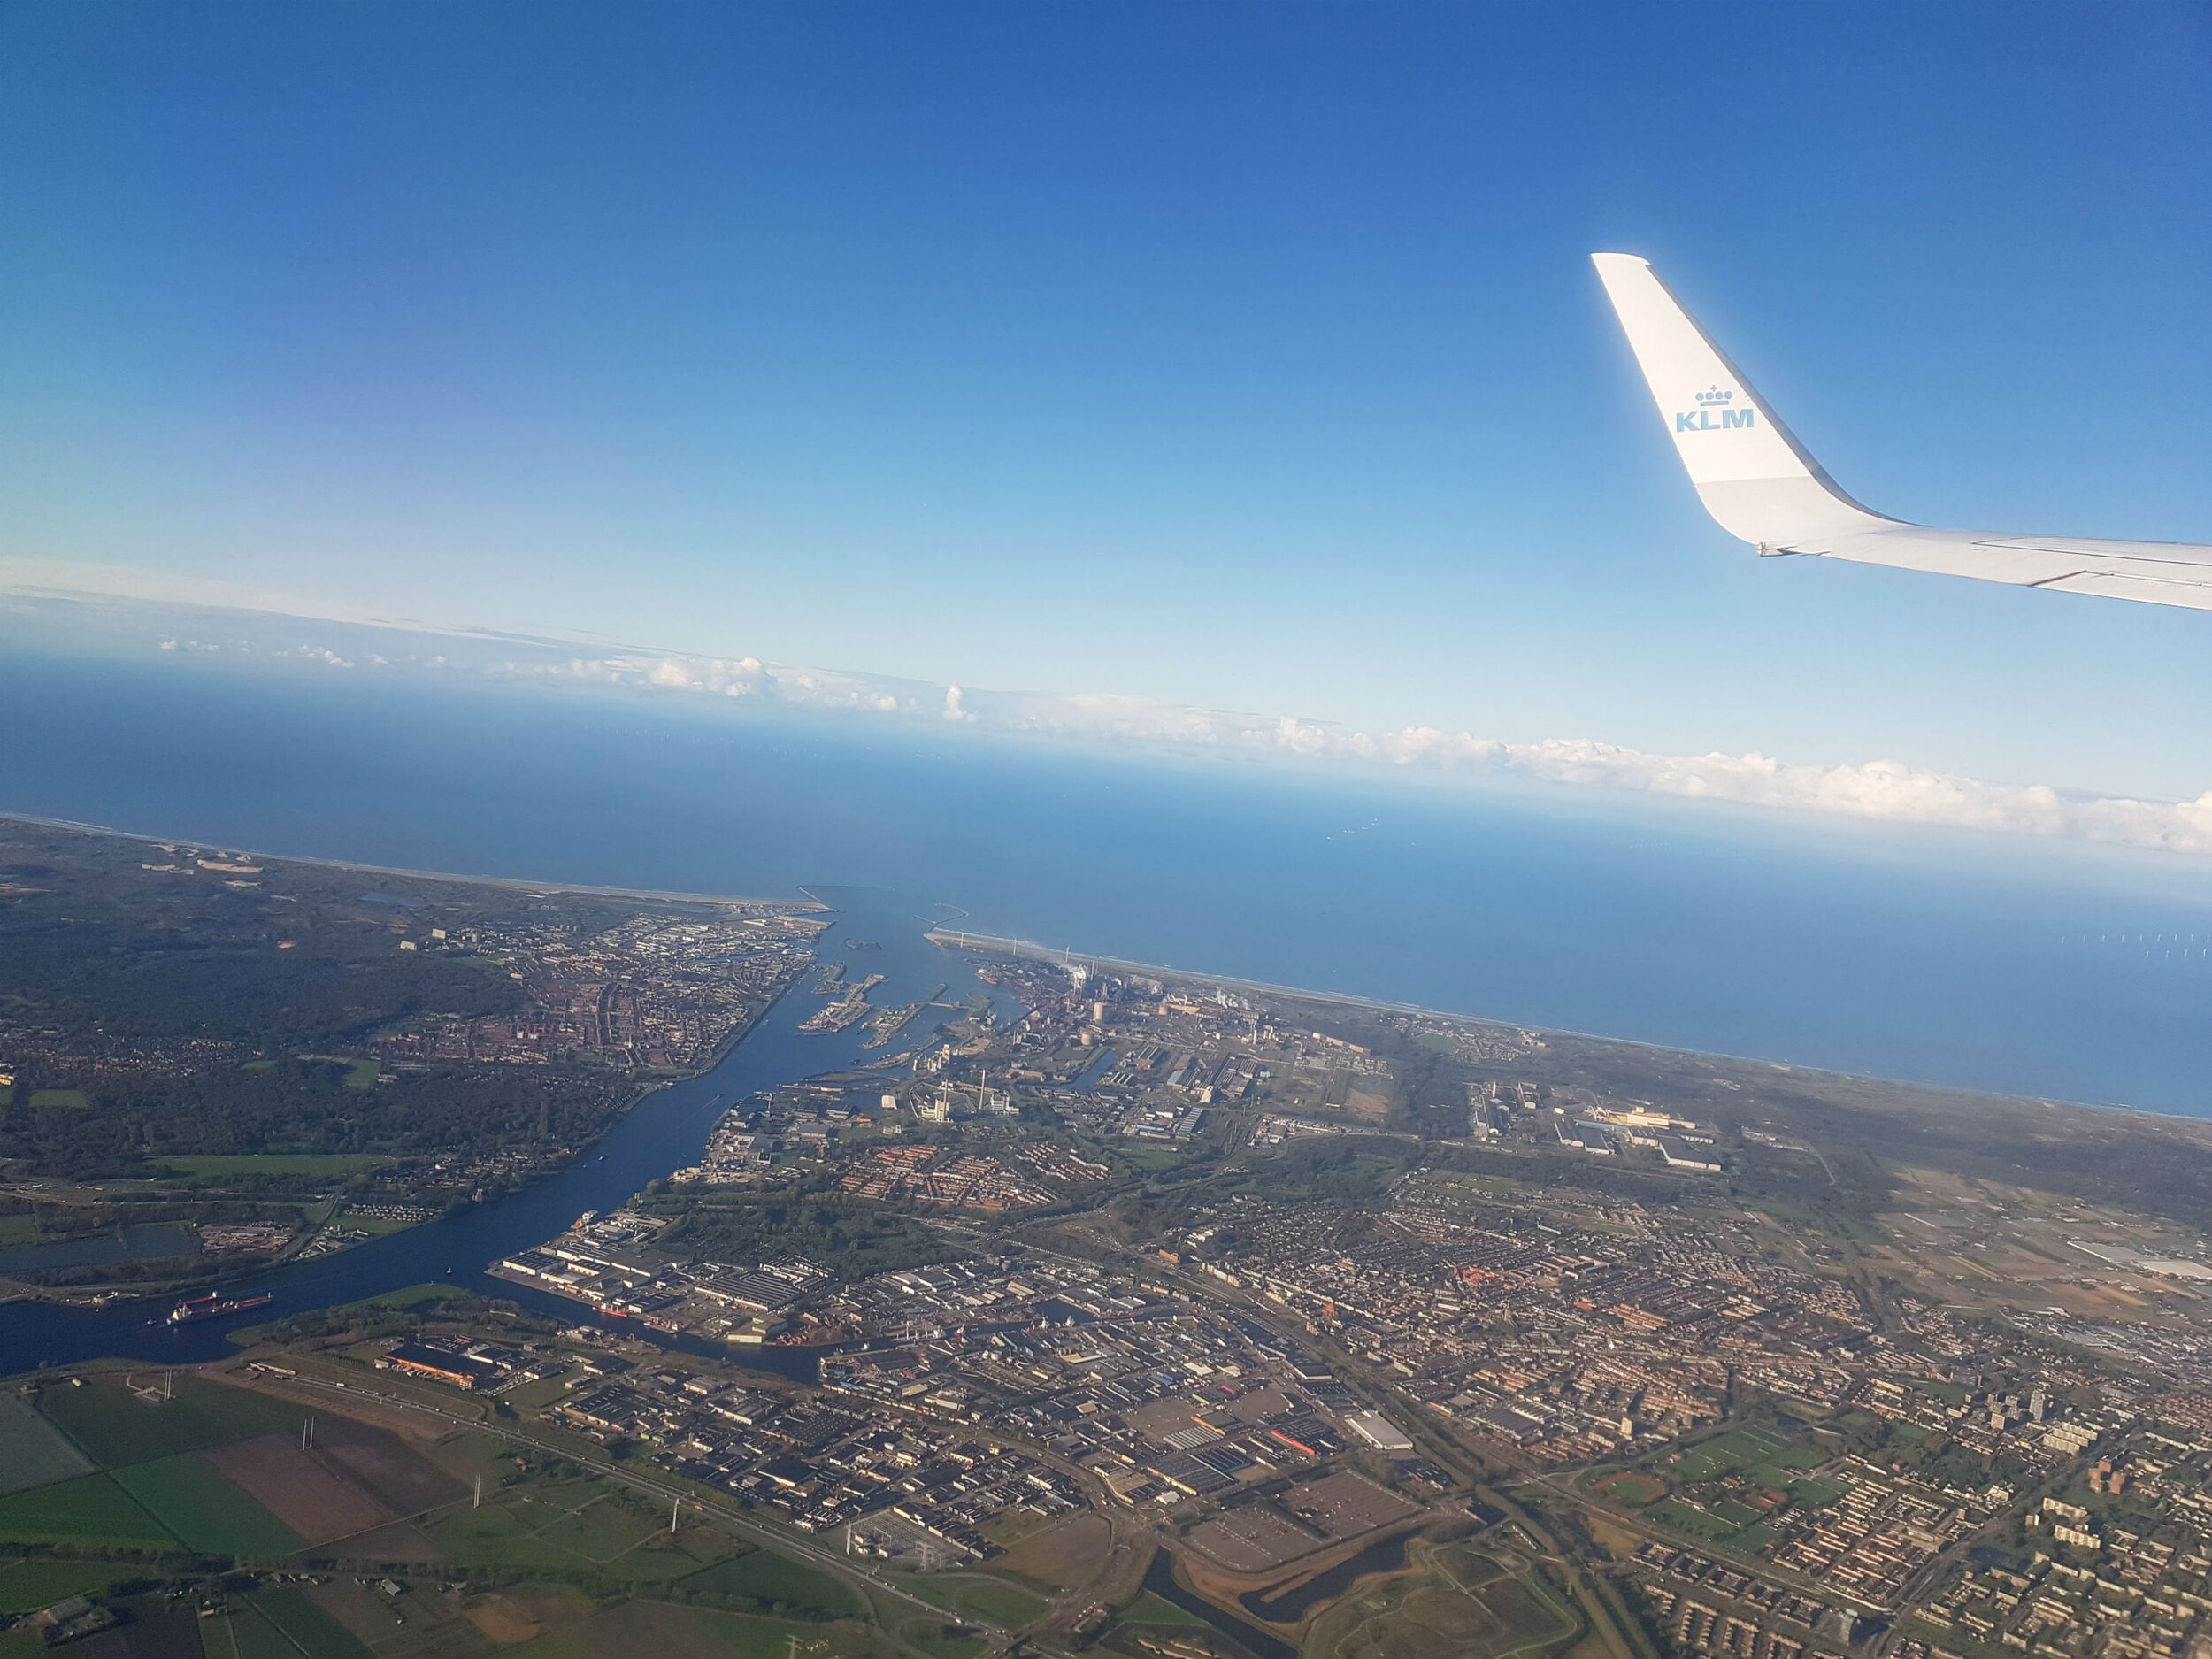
1591, 251, 2212, 610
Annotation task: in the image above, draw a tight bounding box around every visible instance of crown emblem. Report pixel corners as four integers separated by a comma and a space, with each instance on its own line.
1694, 386, 1734, 406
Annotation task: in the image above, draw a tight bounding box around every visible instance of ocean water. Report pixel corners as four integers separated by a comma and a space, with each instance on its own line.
4, 647, 2212, 1115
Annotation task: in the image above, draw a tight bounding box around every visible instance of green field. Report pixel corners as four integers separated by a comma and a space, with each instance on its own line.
1114, 1147, 1187, 1172
686, 1549, 864, 1618
423, 1479, 726, 1583
112, 1450, 303, 1556
339, 1211, 426, 1236
199, 1592, 375, 1659
1670, 1425, 1809, 1481
159, 1153, 390, 1179
0, 1394, 95, 1494
1118, 1591, 1207, 1627
357, 1281, 469, 1310
423, 1489, 580, 1569
199, 1602, 303, 1659
28, 1089, 88, 1110
294, 1056, 383, 1090
35, 1373, 304, 1468
0, 1559, 127, 1616
505, 1601, 889, 1659
899, 1618, 990, 1659
1301, 1541, 1576, 1659
905, 1574, 1046, 1630
532, 1494, 675, 1564
251, 1586, 376, 1658
0, 1472, 173, 1551
1591, 1471, 1664, 1508
1760, 1442, 1827, 1471
1644, 1499, 1741, 1543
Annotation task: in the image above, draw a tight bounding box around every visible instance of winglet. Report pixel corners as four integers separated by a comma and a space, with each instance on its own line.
1592, 252, 1894, 548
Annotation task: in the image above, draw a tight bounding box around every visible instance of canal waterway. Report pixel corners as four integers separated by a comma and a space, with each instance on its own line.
0, 887, 1012, 1371
1140, 1548, 1299, 1659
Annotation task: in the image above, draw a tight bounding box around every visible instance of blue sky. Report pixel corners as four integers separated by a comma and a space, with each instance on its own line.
4, 3, 2210, 799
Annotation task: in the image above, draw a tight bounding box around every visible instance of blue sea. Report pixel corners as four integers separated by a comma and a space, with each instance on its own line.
4, 646, 2212, 1116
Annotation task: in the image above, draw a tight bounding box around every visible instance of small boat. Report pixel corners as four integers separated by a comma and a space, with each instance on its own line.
166, 1292, 273, 1325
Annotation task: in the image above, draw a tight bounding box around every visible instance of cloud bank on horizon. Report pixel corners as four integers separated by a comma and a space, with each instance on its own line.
8, 560, 2212, 859
603, 649, 2212, 856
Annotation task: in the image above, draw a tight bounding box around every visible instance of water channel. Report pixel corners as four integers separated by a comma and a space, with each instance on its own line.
1139, 1548, 1299, 1659
0, 887, 1020, 1372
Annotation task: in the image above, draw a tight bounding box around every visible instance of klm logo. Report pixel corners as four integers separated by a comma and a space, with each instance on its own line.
1677, 385, 1754, 433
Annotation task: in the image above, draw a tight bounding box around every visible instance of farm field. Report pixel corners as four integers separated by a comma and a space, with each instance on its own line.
681, 1548, 864, 1619
111, 1450, 304, 1557
254, 1584, 380, 1657
35, 1371, 307, 1468
208, 1432, 398, 1541
313, 1573, 495, 1651
419, 1474, 734, 1586
198, 1601, 305, 1659
0, 1558, 124, 1616
501, 1599, 894, 1659
100, 1599, 204, 1656
0, 1472, 173, 1553
0, 1369, 505, 1582
456, 1582, 601, 1646
893, 1615, 992, 1659
0, 1394, 94, 1494
198, 1587, 380, 1659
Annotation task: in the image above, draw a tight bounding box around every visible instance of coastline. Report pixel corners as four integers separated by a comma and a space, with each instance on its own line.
926, 926, 2203, 1130
0, 809, 828, 913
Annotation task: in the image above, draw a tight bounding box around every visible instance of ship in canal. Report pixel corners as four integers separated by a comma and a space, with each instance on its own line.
163, 1291, 275, 1326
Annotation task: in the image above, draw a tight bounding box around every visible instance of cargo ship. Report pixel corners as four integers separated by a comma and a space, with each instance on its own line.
164, 1291, 274, 1325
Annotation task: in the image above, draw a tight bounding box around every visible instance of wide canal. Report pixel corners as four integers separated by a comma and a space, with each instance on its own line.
0, 887, 1015, 1373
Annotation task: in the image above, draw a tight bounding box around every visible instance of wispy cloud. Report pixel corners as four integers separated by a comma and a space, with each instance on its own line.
10, 559, 2212, 856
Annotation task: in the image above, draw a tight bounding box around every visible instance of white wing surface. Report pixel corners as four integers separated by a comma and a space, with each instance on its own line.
1591, 251, 2212, 610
